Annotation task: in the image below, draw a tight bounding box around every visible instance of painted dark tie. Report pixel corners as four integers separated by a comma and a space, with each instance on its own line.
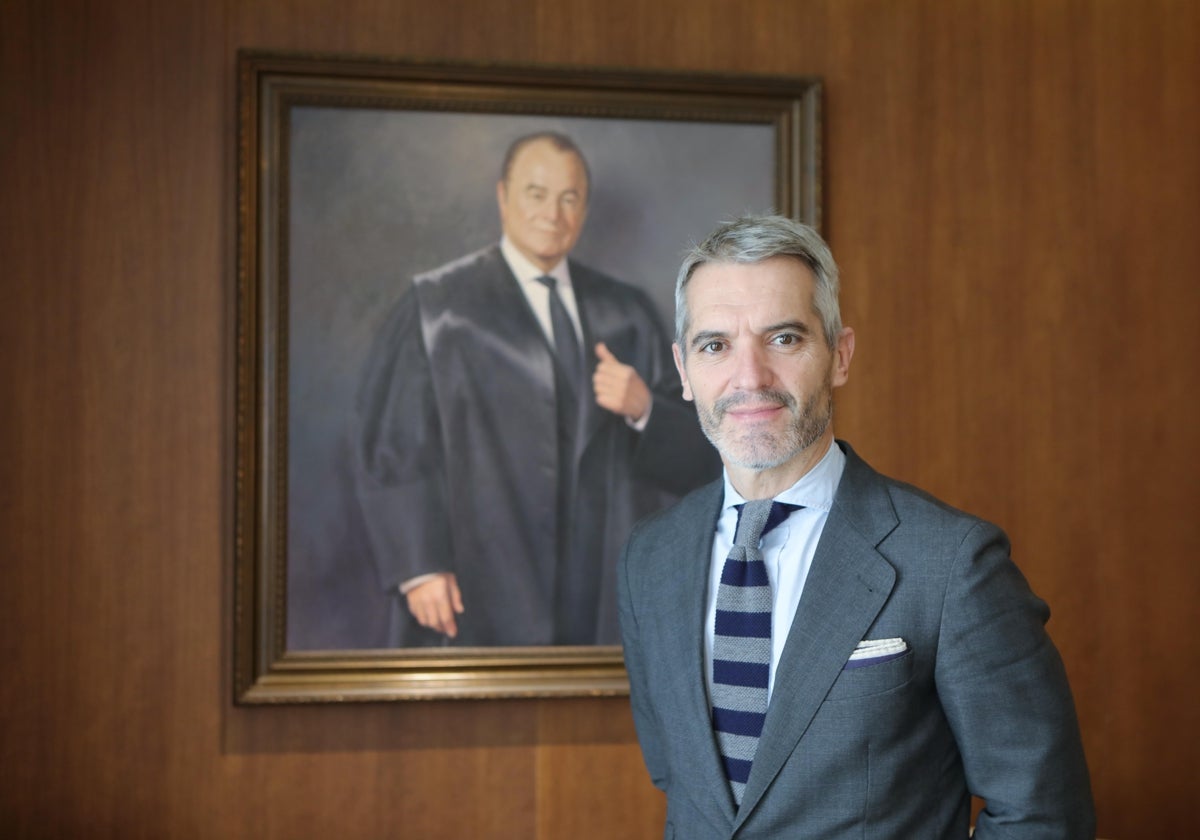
535, 275, 583, 397
711, 499, 800, 807
536, 275, 592, 643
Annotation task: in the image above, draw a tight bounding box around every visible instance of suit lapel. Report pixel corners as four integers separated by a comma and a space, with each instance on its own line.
734, 444, 900, 825
656, 484, 741, 826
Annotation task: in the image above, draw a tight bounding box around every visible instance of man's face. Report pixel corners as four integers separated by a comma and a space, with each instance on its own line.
496, 139, 589, 272
673, 256, 854, 483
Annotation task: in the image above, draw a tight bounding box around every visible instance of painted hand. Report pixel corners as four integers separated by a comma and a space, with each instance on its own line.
592, 341, 651, 422
404, 573, 464, 638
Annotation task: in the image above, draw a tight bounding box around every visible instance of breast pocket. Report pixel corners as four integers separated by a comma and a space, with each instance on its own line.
824, 650, 915, 701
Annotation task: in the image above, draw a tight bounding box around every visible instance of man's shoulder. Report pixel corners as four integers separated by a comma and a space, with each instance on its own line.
408, 245, 513, 315
568, 258, 665, 334
837, 441, 997, 541
567, 256, 621, 285
414, 244, 505, 287
569, 259, 652, 302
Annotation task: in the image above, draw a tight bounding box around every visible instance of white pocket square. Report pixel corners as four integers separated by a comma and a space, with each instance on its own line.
845, 637, 908, 669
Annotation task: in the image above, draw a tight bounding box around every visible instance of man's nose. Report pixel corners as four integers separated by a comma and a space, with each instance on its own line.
544, 200, 564, 223
730, 344, 773, 391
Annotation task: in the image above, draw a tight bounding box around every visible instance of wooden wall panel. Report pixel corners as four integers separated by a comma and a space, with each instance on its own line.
2, 1, 1196, 838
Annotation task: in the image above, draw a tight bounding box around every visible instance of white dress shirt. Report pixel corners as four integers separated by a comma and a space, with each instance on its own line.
500, 236, 583, 345
499, 235, 651, 432
704, 441, 846, 704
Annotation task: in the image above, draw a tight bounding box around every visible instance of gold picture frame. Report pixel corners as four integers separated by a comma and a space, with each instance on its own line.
234, 50, 822, 702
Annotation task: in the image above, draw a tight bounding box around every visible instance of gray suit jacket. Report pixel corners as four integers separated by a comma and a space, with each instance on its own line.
618, 441, 1094, 839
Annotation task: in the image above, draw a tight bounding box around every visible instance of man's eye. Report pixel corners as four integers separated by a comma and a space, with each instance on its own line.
773, 333, 798, 346
701, 340, 726, 353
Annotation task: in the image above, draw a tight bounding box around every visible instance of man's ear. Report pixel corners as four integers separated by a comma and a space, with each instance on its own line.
672, 343, 693, 401
831, 327, 855, 388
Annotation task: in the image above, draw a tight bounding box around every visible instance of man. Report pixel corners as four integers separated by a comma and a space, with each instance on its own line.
353, 131, 718, 647
618, 215, 1094, 837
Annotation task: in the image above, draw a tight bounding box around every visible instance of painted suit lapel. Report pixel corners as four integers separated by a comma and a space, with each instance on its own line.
415, 247, 563, 480
492, 250, 556, 398
734, 444, 900, 827
570, 265, 607, 450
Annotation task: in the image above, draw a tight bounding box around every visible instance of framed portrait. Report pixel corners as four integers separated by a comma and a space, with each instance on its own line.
234, 51, 822, 702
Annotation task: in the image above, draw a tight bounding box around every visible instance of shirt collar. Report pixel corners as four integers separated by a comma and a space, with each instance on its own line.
721, 440, 846, 514
500, 236, 572, 289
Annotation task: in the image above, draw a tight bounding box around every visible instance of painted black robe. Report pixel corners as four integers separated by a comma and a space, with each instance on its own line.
353, 245, 719, 646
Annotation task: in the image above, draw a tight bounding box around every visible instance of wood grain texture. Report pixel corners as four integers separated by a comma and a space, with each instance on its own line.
2, 0, 1196, 837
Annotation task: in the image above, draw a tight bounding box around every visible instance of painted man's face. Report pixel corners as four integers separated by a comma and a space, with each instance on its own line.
496, 139, 589, 272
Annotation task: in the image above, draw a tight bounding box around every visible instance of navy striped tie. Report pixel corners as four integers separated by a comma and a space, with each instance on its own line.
711, 499, 799, 807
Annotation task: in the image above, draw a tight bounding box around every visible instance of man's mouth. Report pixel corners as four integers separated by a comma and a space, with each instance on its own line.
729, 404, 781, 417
715, 391, 794, 421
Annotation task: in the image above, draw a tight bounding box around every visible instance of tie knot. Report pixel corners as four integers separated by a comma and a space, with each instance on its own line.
535, 275, 558, 292
733, 500, 800, 547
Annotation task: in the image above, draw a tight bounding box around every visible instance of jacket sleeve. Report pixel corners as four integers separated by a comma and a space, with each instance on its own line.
934, 521, 1095, 838
617, 528, 670, 791
350, 288, 452, 592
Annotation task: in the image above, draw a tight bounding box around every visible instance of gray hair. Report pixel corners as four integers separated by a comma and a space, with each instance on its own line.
674, 214, 842, 351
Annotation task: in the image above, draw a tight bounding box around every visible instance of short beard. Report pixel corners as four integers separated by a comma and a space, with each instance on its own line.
696, 382, 833, 472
